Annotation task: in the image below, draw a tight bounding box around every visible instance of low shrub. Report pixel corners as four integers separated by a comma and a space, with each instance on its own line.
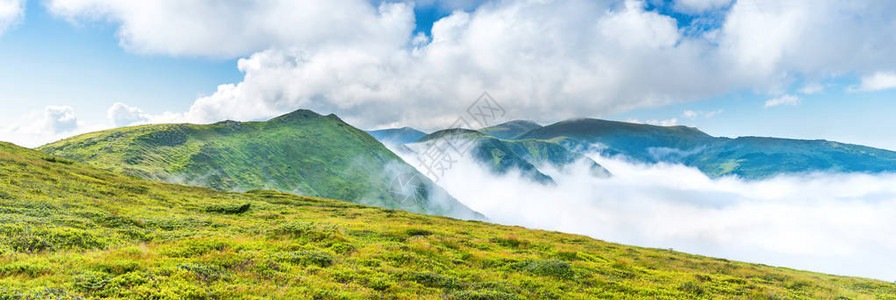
177, 263, 228, 283
275, 251, 334, 267
203, 203, 251, 214
490, 237, 529, 249
512, 260, 575, 280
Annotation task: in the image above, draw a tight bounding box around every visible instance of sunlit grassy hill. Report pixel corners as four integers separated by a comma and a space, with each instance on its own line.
37, 109, 479, 219
0, 142, 893, 298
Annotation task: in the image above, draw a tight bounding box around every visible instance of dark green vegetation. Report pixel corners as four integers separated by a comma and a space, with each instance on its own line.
514, 118, 896, 179
683, 137, 896, 178
38, 110, 480, 219
1, 142, 894, 298
478, 120, 543, 140
367, 127, 427, 145
418, 129, 610, 184
395, 117, 896, 181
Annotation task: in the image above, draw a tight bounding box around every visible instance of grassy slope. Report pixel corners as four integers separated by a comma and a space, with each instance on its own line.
37, 110, 479, 219
478, 120, 543, 140
0, 142, 894, 299
518, 118, 896, 179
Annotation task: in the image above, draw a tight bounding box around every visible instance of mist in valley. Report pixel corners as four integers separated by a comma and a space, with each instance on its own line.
396, 144, 896, 281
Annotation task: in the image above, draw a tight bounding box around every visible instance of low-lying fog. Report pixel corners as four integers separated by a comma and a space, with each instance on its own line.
396, 145, 896, 281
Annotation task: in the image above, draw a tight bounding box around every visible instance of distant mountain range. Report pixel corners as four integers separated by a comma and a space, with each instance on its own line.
39, 110, 482, 220
416, 128, 610, 184
371, 118, 896, 180
478, 120, 542, 140
367, 127, 427, 145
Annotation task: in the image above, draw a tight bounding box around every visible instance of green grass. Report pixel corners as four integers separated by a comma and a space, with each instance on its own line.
0, 142, 894, 298
37, 109, 480, 219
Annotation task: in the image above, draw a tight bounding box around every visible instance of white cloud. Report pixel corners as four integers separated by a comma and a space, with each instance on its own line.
682, 109, 723, 119
43, 105, 79, 133
719, 1, 896, 93
44, 0, 896, 132
0, 0, 24, 35
46, 0, 414, 58
798, 82, 824, 94
626, 118, 679, 126
764, 94, 800, 108
648, 118, 679, 126
142, 0, 736, 129
107, 102, 150, 127
850, 72, 896, 92
0, 105, 109, 148
396, 146, 896, 280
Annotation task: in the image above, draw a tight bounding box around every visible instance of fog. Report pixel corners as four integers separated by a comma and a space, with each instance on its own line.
396, 146, 896, 281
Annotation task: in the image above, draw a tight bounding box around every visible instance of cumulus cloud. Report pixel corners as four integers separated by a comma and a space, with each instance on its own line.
46, 0, 414, 58
850, 72, 896, 92
107, 102, 149, 127
764, 94, 800, 108
44, 0, 896, 129
43, 105, 78, 133
0, 0, 24, 35
395, 146, 896, 280
0, 105, 108, 147
720, 1, 896, 89
145, 0, 732, 128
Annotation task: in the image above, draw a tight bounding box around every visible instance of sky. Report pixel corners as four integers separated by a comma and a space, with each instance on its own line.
2, 0, 896, 150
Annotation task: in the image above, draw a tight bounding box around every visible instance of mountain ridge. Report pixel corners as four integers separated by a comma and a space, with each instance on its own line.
511, 117, 896, 179
38, 109, 482, 220
367, 127, 428, 145
415, 129, 611, 184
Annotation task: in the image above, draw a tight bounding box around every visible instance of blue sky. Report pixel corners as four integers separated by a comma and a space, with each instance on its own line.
0, 0, 241, 122
1, 0, 896, 150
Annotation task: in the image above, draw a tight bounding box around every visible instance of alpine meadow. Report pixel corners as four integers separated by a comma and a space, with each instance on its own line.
3, 0, 896, 299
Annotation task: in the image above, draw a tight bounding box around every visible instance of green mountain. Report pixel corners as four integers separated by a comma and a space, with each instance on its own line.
418, 129, 610, 184
516, 118, 896, 179
0, 142, 893, 298
683, 137, 896, 178
518, 118, 714, 163
478, 120, 542, 139
367, 127, 427, 145
38, 110, 481, 220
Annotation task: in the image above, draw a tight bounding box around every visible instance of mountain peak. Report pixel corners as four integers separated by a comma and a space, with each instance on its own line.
270, 109, 323, 122
418, 128, 484, 142
487, 120, 540, 128
479, 120, 543, 140
367, 127, 428, 145
528, 118, 711, 139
